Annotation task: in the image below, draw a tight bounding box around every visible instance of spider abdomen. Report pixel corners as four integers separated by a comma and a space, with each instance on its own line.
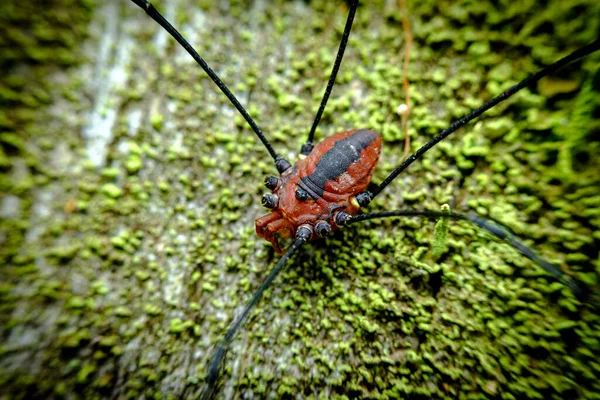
256, 129, 381, 253
299, 129, 381, 198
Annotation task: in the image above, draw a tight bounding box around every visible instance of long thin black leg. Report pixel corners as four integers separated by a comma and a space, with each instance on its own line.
301, 0, 359, 156
353, 39, 600, 206
344, 209, 590, 302
201, 233, 308, 400
130, 0, 292, 172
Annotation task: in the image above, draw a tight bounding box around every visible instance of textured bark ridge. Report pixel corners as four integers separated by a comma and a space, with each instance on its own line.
1, 0, 600, 399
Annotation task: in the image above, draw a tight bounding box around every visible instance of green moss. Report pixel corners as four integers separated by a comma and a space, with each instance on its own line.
2, 0, 600, 398
101, 168, 120, 179
47, 243, 81, 261
126, 155, 143, 174
67, 296, 86, 309
169, 318, 186, 334
151, 113, 164, 131
114, 306, 133, 318
101, 183, 123, 198
432, 204, 451, 257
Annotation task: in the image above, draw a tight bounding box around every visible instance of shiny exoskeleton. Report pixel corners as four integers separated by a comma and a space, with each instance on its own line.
256, 129, 382, 253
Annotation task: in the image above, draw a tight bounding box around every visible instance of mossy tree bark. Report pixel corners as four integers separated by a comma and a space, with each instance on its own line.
1, 0, 600, 399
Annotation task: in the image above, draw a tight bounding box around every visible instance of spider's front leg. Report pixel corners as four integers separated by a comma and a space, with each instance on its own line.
255, 211, 294, 254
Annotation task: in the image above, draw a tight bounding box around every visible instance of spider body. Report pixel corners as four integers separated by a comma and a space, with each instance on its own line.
256, 129, 381, 253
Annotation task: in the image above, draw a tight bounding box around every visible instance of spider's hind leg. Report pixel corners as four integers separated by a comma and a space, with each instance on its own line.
346, 209, 592, 304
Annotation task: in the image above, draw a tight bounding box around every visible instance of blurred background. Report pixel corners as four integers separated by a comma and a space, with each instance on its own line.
1, 0, 599, 398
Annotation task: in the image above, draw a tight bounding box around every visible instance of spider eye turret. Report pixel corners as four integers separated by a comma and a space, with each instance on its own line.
296, 224, 313, 241
261, 193, 279, 209
334, 211, 351, 227
265, 176, 280, 191
315, 220, 332, 237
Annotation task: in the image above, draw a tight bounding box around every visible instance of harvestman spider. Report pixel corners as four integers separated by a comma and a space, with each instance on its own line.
130, 0, 600, 397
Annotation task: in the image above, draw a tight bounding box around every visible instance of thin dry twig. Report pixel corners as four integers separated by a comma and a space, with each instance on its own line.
398, 0, 413, 161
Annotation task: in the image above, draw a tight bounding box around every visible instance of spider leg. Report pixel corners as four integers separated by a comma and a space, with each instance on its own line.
344, 209, 591, 304
354, 38, 600, 206
301, 0, 359, 156
201, 230, 310, 400
129, 0, 294, 173
256, 212, 294, 254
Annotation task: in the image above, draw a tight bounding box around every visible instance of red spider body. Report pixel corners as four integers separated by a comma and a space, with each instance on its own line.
256, 129, 382, 253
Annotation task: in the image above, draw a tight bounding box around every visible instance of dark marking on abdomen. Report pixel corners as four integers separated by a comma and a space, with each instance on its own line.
300, 129, 378, 198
